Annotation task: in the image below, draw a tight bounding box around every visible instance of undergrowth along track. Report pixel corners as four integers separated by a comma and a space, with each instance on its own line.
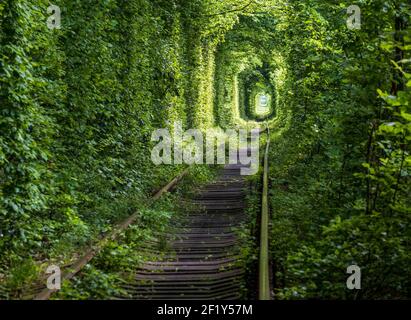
116, 163, 250, 300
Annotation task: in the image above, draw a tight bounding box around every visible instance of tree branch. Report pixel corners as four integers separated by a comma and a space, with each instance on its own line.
202, 0, 255, 17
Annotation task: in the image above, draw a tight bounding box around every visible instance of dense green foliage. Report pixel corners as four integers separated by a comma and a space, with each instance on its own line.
52, 165, 216, 300
263, 0, 411, 299
0, 0, 227, 295
0, 0, 410, 299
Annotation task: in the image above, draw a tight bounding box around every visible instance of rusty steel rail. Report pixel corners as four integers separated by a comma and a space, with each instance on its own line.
259, 125, 271, 300
34, 168, 189, 300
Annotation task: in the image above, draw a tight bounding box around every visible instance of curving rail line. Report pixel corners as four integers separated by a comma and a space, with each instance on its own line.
259, 126, 271, 300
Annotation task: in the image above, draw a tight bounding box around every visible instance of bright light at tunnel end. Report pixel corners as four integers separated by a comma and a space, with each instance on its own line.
151, 122, 260, 176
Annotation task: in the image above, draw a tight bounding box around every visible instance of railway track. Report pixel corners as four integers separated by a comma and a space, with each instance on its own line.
33, 132, 271, 301
116, 163, 249, 300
